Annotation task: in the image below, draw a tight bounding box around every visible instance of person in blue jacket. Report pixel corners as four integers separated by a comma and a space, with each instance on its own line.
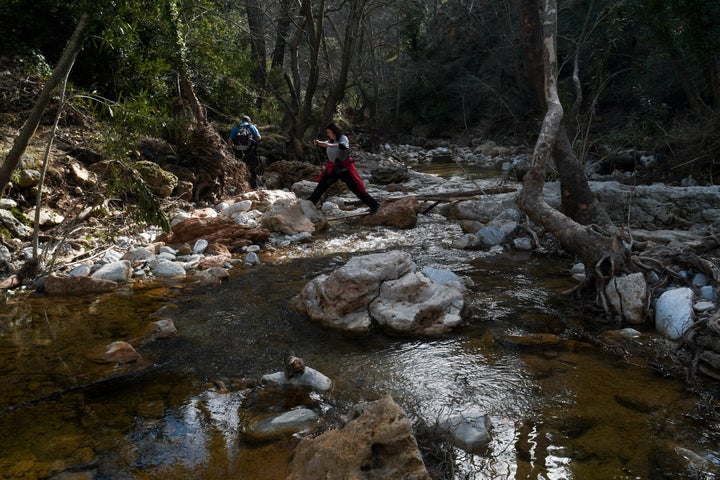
228, 115, 262, 188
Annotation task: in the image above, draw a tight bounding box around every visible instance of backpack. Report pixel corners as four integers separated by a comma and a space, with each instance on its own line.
232, 125, 252, 151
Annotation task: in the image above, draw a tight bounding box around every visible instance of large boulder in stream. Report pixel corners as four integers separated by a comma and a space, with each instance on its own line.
286, 395, 430, 480
358, 196, 422, 229
260, 198, 327, 234
292, 251, 466, 335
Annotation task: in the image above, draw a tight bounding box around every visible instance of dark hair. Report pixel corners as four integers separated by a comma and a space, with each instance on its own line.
325, 122, 343, 138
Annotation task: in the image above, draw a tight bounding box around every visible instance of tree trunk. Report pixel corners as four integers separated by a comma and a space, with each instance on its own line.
245, 0, 267, 110
320, 0, 364, 123
285, 0, 325, 159
554, 124, 613, 226
517, 0, 609, 226
271, 0, 294, 69
0, 12, 90, 197
517, 0, 544, 110
516, 0, 627, 275
566, 0, 594, 142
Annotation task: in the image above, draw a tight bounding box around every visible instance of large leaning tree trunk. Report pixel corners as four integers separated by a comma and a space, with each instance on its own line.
0, 12, 90, 197
517, 0, 611, 227
168, 0, 248, 201
517, 0, 720, 381
516, 0, 629, 297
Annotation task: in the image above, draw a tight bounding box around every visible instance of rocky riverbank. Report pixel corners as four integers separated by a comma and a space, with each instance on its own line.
2, 138, 720, 372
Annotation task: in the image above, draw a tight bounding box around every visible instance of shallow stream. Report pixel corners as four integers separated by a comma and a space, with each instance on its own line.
1, 164, 719, 479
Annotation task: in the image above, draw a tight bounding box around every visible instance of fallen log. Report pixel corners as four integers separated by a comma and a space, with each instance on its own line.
384, 186, 517, 203
341, 186, 518, 213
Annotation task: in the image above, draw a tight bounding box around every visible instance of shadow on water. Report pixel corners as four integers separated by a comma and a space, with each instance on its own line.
1, 222, 719, 478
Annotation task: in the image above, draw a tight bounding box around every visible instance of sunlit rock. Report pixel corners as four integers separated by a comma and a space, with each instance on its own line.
99, 249, 123, 264
16, 169, 41, 188
220, 200, 252, 217
260, 366, 333, 392
192, 238, 208, 254
0, 198, 17, 209
358, 196, 420, 229
157, 216, 270, 252
197, 254, 231, 269
36, 207, 64, 226
68, 158, 97, 186
287, 395, 430, 480
236, 189, 297, 212
152, 260, 186, 278
133, 160, 177, 198
261, 198, 327, 235
0, 209, 31, 238
67, 263, 91, 277
91, 260, 132, 283
294, 251, 466, 335
369, 271, 464, 335
293, 251, 415, 333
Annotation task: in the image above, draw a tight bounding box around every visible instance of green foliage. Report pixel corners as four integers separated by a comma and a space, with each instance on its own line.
16, 52, 53, 79
2, 0, 718, 169
9, 207, 33, 226
103, 159, 171, 233
182, 2, 263, 123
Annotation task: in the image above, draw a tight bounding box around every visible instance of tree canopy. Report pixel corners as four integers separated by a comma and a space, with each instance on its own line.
0, 0, 718, 177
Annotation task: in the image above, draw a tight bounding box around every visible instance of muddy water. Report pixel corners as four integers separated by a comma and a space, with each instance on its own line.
1, 187, 719, 479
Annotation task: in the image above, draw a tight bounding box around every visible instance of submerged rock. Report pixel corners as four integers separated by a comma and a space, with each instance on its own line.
43, 272, 118, 295
438, 412, 493, 454
246, 408, 319, 443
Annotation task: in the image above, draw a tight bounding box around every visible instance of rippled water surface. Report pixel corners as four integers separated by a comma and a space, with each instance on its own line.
1, 169, 719, 479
